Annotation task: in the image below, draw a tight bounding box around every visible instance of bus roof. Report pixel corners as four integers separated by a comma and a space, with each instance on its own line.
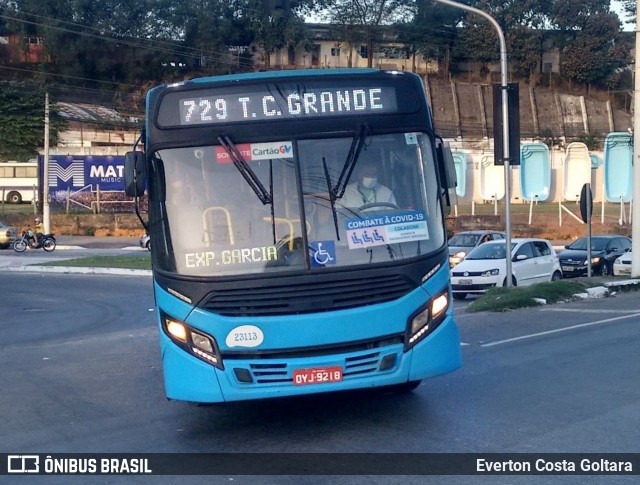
180, 68, 382, 86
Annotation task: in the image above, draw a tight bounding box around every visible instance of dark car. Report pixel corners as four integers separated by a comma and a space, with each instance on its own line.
448, 230, 506, 267
557, 235, 631, 277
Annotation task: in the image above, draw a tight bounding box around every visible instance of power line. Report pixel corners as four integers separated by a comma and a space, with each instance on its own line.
0, 65, 139, 88
1, 8, 236, 58
0, 11, 248, 67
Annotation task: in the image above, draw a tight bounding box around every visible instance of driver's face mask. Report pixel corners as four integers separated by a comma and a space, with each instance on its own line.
360, 177, 377, 189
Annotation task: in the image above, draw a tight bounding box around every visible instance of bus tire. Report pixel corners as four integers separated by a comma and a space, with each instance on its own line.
7, 191, 22, 204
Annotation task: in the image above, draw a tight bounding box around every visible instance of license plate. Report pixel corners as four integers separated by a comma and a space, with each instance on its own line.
292, 366, 343, 386
619, 268, 631, 274
562, 266, 574, 272
458, 279, 472, 285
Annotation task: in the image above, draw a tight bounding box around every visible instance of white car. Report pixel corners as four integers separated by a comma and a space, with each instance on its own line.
448, 230, 506, 267
613, 250, 632, 276
451, 238, 563, 300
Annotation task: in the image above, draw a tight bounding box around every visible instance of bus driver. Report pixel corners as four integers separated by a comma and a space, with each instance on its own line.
340, 161, 397, 209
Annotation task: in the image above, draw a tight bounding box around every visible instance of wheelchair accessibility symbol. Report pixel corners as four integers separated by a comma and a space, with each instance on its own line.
310, 241, 336, 266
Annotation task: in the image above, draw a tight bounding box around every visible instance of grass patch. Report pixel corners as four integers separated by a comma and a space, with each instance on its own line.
466, 280, 589, 313
35, 254, 151, 270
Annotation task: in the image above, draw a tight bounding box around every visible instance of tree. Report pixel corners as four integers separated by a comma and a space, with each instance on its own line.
322, 0, 412, 68
455, 0, 551, 83
246, 0, 312, 69
620, 0, 635, 26
0, 81, 66, 161
403, 1, 465, 74
162, 0, 253, 74
549, 0, 630, 88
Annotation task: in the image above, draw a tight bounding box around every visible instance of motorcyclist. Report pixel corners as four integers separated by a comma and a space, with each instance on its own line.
32, 217, 44, 247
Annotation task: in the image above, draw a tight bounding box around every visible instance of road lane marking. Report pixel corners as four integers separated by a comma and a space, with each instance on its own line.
539, 308, 640, 314
480, 312, 640, 348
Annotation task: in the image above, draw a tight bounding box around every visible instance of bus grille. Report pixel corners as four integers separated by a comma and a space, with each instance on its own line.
240, 351, 386, 385
199, 274, 416, 316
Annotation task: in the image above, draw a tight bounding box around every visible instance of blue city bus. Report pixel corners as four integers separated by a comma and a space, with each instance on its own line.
125, 68, 461, 403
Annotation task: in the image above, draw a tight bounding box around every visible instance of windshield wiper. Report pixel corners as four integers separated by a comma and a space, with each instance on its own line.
218, 135, 279, 245
332, 124, 367, 200
322, 156, 341, 240
321, 125, 368, 240
218, 135, 272, 205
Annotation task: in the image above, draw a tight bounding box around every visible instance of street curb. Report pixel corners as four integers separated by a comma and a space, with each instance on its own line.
5, 265, 152, 276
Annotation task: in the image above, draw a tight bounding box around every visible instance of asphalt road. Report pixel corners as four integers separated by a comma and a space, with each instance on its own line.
0, 272, 638, 484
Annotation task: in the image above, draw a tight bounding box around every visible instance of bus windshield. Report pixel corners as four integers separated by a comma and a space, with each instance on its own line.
157, 132, 444, 276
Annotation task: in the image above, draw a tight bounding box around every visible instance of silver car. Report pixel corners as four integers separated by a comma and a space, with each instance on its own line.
139, 234, 151, 251
0, 221, 18, 249
448, 230, 506, 267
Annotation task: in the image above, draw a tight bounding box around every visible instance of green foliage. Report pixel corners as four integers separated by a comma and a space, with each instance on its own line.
403, 2, 462, 73
576, 133, 600, 150
466, 281, 588, 313
0, 82, 66, 161
248, 1, 311, 68
36, 254, 151, 270
537, 128, 564, 150
549, 1, 629, 87
0, 0, 632, 95
323, 0, 414, 67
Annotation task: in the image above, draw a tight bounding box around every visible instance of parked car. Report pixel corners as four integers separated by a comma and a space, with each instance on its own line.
448, 230, 506, 267
0, 220, 18, 249
451, 238, 562, 300
140, 234, 151, 251
557, 235, 631, 277
613, 250, 632, 277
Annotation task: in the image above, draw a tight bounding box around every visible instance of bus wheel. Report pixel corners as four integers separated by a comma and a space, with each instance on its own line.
7, 191, 22, 204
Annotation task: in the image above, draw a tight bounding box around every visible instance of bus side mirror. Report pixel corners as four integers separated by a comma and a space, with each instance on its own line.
441, 143, 457, 191
124, 151, 147, 197
435, 138, 458, 215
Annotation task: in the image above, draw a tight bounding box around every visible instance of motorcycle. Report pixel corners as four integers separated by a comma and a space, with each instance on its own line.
13, 231, 56, 252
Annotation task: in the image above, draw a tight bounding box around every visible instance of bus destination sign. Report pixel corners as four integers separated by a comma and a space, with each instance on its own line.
158, 84, 400, 127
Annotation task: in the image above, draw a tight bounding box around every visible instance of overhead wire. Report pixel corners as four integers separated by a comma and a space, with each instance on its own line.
0, 9, 252, 67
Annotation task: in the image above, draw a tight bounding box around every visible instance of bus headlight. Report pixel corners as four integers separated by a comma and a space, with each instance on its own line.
162, 313, 223, 369
405, 290, 450, 350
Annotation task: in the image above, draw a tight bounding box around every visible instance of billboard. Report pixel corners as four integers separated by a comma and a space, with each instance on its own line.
39, 155, 125, 191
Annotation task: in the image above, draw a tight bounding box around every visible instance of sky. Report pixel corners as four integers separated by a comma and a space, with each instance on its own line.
308, 2, 635, 29
612, 0, 634, 30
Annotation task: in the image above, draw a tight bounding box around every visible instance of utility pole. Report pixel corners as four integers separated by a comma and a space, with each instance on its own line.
434, 0, 513, 285
632, 0, 640, 277
43, 92, 50, 234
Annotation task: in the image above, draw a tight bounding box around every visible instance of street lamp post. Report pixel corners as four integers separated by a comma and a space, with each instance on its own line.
43, 92, 50, 235
632, 0, 640, 277
433, 0, 513, 285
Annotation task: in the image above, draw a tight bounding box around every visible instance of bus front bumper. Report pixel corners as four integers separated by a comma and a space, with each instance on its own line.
160, 315, 461, 403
